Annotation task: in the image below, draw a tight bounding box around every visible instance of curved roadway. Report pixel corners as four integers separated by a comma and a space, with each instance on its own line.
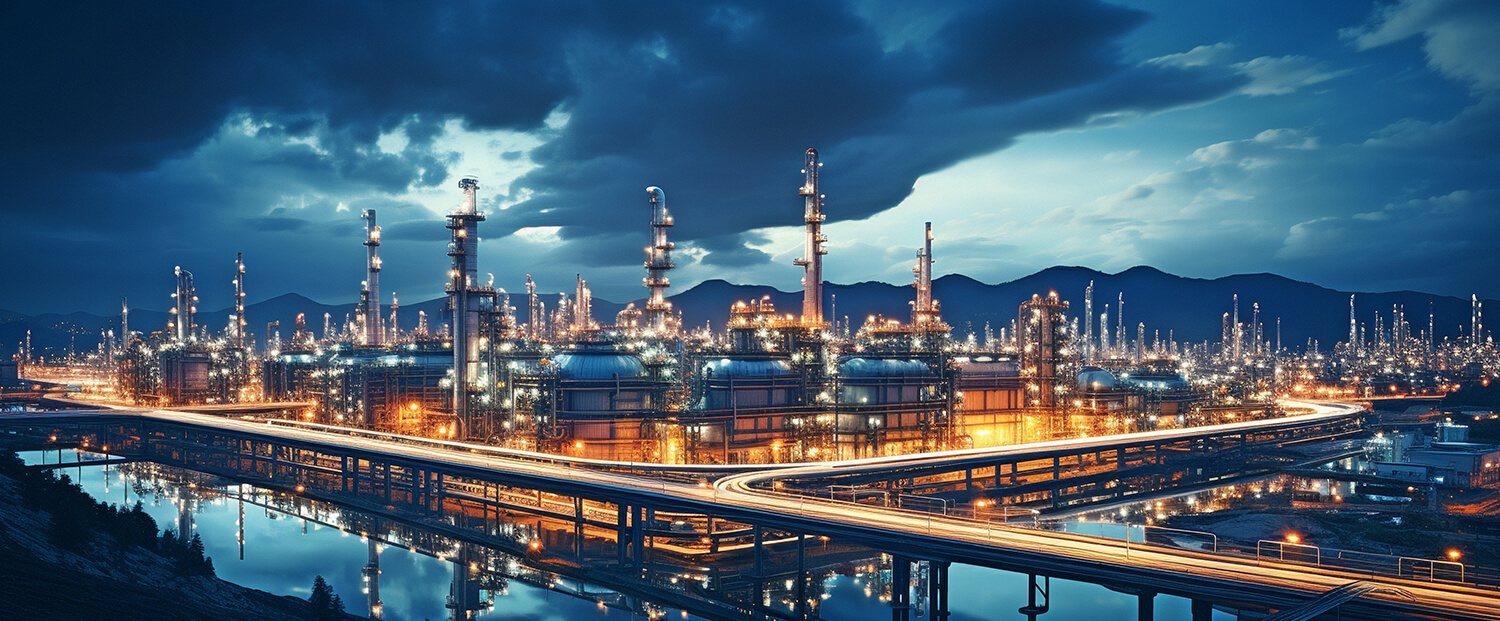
14, 398, 1500, 618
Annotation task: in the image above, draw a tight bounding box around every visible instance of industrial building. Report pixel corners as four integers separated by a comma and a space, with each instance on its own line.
105, 147, 1240, 465
1369, 421, 1500, 488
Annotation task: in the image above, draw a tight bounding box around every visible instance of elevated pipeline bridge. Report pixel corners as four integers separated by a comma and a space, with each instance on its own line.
3, 400, 1497, 620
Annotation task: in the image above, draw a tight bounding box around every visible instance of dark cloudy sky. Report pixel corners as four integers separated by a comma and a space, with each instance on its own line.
2, 0, 1496, 315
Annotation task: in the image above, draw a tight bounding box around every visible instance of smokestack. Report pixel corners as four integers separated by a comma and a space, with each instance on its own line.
362, 210, 383, 347
793, 148, 828, 325
644, 186, 675, 333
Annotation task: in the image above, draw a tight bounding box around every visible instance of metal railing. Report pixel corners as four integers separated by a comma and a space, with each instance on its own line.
1133, 523, 1217, 553
772, 483, 1481, 589
1258, 539, 1322, 565
1399, 557, 1466, 583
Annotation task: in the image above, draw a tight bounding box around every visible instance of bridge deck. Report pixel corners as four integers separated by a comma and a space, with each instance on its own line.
3, 400, 1496, 620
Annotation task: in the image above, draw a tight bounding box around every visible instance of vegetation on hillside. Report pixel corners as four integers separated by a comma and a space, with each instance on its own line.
0, 451, 215, 575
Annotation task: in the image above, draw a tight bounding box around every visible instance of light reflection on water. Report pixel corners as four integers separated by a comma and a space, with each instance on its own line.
19, 450, 1230, 620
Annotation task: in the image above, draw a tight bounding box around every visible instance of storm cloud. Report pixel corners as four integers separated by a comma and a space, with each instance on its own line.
0, 0, 1495, 314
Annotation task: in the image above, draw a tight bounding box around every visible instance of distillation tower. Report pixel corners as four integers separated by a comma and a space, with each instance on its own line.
1232, 294, 1242, 360
573, 275, 594, 332
644, 186, 675, 333
531, 273, 549, 337
362, 209, 383, 347
1083, 281, 1094, 363
392, 293, 403, 343
1115, 293, 1125, 359
447, 177, 485, 437
793, 148, 828, 326
231, 254, 247, 350
170, 266, 197, 343
910, 222, 941, 327
1018, 292, 1070, 409
1473, 295, 1484, 345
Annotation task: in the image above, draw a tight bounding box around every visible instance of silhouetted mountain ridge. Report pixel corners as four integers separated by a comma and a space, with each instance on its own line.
6, 266, 1494, 357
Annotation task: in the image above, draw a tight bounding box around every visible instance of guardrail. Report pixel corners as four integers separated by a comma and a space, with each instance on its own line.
768, 483, 1485, 588
260, 418, 779, 482
1259, 539, 1323, 565
1134, 523, 1218, 553
1400, 557, 1466, 583
52, 401, 1494, 591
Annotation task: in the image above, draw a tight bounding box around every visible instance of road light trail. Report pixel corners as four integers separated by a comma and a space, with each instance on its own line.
12, 399, 1499, 619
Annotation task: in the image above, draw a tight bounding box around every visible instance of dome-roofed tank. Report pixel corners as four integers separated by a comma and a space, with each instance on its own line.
837, 357, 936, 405
1077, 366, 1117, 391
838, 357, 933, 377
551, 351, 646, 381
697, 357, 800, 411
956, 355, 1019, 378
702, 358, 794, 378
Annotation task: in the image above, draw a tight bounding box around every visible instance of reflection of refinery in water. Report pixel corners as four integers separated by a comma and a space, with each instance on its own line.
31, 148, 1500, 464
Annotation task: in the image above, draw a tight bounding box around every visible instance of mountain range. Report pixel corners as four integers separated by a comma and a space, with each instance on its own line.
4, 266, 1493, 357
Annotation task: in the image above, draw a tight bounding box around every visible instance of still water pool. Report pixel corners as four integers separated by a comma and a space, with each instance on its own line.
22, 450, 1226, 621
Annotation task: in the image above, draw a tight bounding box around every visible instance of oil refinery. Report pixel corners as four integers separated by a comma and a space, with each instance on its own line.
12, 147, 1499, 467
7, 147, 1500, 621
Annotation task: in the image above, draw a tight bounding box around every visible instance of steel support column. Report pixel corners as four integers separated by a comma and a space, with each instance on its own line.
1138, 591, 1155, 621
631, 505, 645, 566
1052, 456, 1062, 507
795, 534, 807, 619
929, 560, 949, 621
891, 556, 911, 621
753, 526, 765, 576
616, 504, 629, 564
1019, 574, 1049, 620
573, 496, 584, 559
